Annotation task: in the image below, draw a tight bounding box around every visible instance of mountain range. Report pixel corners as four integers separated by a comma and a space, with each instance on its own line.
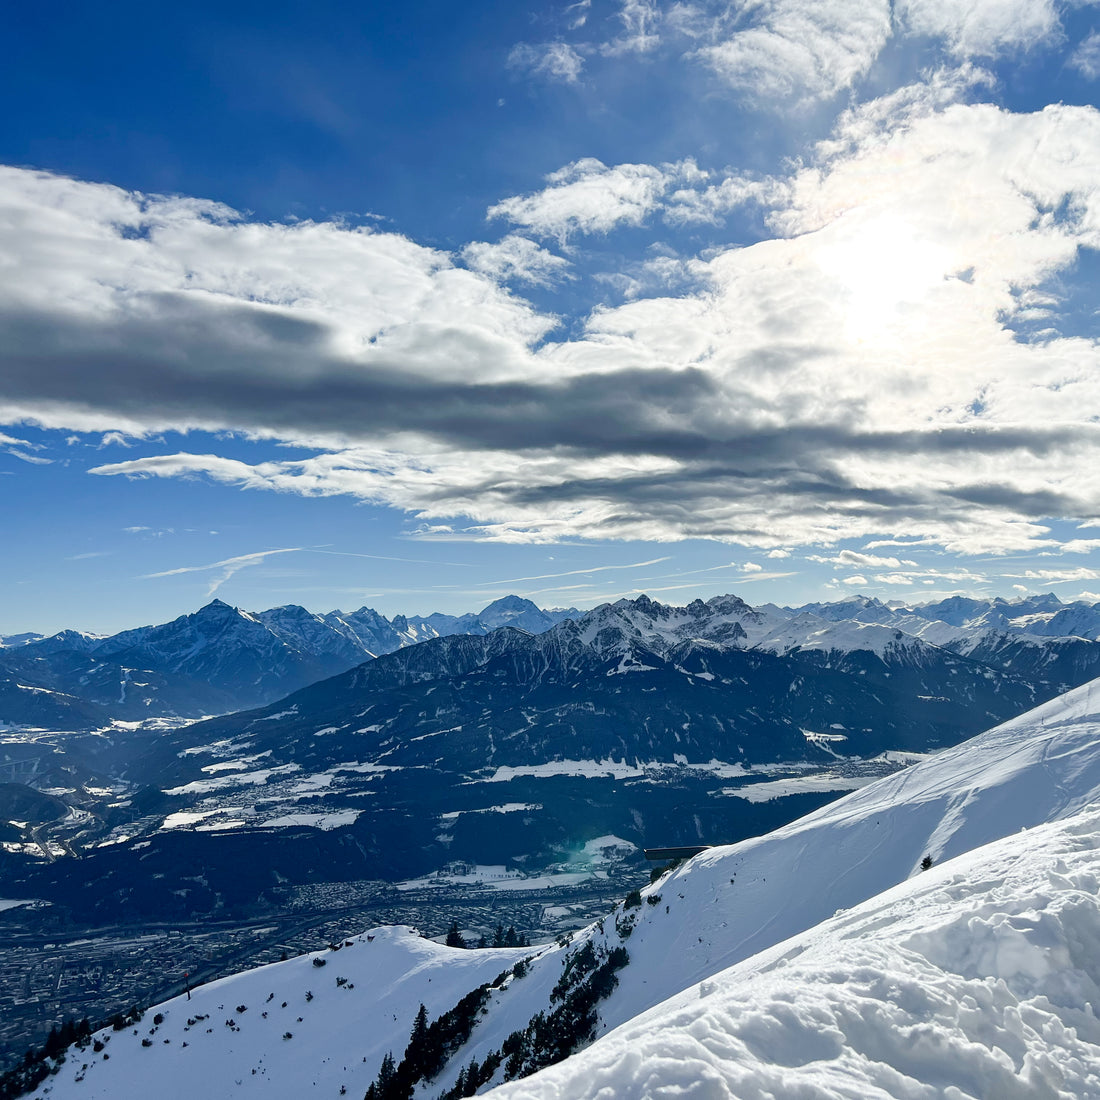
0, 596, 580, 725
7, 590, 1100, 729
10, 590, 1100, 933
17, 672, 1100, 1099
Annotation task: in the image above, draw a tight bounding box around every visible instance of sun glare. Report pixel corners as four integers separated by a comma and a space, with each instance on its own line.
816, 215, 952, 338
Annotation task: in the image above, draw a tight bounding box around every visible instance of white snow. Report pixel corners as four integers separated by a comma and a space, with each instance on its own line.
483, 759, 644, 782
256, 707, 298, 722
33, 676, 1100, 1100
488, 807, 1100, 1099
259, 809, 361, 830
162, 764, 301, 796
439, 803, 542, 820
721, 772, 874, 801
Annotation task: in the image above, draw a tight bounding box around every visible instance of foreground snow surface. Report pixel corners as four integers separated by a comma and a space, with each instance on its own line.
30, 929, 535, 1100
488, 806, 1100, 1099
30, 678, 1100, 1099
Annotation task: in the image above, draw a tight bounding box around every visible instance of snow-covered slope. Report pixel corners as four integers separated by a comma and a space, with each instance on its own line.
29, 677, 1100, 1100
490, 805, 1100, 1099
23, 929, 534, 1100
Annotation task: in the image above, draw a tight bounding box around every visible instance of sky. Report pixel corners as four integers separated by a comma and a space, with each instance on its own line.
4, 0, 1100, 635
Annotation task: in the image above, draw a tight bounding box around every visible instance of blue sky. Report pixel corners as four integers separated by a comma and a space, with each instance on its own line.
4, 0, 1100, 634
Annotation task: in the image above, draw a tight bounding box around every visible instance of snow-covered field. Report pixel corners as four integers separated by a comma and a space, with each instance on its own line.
28, 677, 1100, 1100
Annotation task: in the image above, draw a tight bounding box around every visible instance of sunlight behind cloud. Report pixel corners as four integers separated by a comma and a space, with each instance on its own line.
815, 214, 954, 338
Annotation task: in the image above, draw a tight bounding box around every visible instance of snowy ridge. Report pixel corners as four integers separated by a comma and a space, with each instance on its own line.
490, 806, 1100, 1099
30, 677, 1100, 1099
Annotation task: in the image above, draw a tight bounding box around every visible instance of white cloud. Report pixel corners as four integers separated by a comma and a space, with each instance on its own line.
144, 547, 303, 598
0, 430, 51, 464
1020, 567, 1100, 582
741, 561, 763, 572
696, 0, 892, 102
897, 0, 1063, 58
600, 0, 662, 56
811, 550, 912, 569
664, 175, 784, 226
566, 0, 591, 31
1055, 539, 1100, 554
5, 448, 51, 465
488, 158, 683, 241
766, 548, 791, 558
507, 41, 586, 83
461, 236, 572, 287
842, 574, 869, 586
1070, 31, 1100, 79
9, 90, 1100, 558
98, 431, 133, 448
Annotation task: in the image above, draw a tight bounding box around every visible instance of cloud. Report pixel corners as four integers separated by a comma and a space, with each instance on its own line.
98, 431, 133, 448
471, 556, 671, 586
488, 158, 771, 240
1054, 539, 1100, 554
842, 574, 869, 586
566, 1, 591, 31
810, 550, 916, 569
5, 448, 51, 465
663, 175, 785, 226
461, 236, 573, 287
7, 90, 1100, 557
741, 562, 763, 572
1018, 567, 1100, 583
0, 429, 51, 464
695, 0, 892, 102
143, 548, 303, 598
488, 158, 690, 241
600, 0, 662, 55
896, 0, 1063, 58
507, 41, 586, 83
1070, 31, 1100, 80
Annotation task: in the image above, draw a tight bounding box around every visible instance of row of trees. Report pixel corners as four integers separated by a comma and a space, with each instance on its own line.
444, 922, 530, 949
0, 1016, 94, 1100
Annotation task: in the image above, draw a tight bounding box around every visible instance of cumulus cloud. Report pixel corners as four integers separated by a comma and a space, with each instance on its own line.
488, 158, 693, 241
461, 235, 573, 286
810, 550, 916, 569
7, 90, 1100, 555
489, 158, 771, 240
513, 0, 1088, 114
